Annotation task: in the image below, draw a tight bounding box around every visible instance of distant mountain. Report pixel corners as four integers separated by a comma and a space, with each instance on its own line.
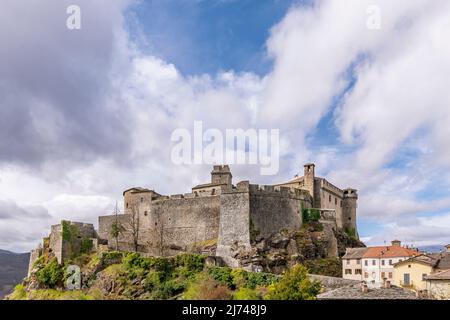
418, 245, 445, 253
0, 249, 29, 299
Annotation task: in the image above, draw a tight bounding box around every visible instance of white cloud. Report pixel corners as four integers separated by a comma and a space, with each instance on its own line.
2, 0, 450, 251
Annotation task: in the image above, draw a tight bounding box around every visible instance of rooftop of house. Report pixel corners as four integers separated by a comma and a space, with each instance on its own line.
425, 269, 450, 280
342, 247, 368, 259
430, 251, 450, 270
362, 245, 420, 259
317, 284, 418, 300
393, 254, 439, 268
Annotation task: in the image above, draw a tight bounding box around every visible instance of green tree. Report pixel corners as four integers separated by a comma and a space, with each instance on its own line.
35, 258, 64, 288
265, 264, 320, 300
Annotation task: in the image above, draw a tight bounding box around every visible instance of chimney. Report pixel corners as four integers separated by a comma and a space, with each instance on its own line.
361, 282, 368, 293
391, 240, 401, 247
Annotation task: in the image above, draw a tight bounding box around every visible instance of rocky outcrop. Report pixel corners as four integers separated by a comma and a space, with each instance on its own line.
228, 222, 365, 274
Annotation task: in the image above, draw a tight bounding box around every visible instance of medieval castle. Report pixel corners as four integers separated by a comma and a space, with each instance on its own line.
28, 163, 358, 273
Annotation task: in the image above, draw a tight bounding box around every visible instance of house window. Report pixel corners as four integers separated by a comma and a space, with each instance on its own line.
381, 272, 385, 279
346, 259, 350, 265
388, 272, 392, 278
144, 211, 148, 216
364, 272, 368, 278
364, 260, 368, 266
372, 260, 376, 266
408, 264, 411, 268
389, 259, 393, 265
126, 203, 129, 208
345, 269, 352, 275
381, 260, 385, 266
355, 269, 362, 275
140, 197, 143, 202
357, 259, 361, 265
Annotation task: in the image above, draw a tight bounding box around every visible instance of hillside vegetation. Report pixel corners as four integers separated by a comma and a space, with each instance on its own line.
7, 251, 321, 300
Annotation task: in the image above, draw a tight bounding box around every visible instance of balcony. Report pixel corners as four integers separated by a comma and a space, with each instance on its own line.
400, 280, 414, 288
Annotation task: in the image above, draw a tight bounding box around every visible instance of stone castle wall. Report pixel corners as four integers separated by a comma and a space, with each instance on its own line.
249, 184, 312, 238
99, 192, 221, 256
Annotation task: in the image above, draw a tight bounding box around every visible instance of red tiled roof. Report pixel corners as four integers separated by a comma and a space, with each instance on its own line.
362, 246, 420, 258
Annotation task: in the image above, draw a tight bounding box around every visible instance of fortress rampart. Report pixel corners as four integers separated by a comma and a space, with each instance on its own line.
30, 163, 358, 270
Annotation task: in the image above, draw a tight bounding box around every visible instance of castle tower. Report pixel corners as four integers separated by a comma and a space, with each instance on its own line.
303, 163, 315, 200
211, 165, 232, 187
342, 188, 358, 234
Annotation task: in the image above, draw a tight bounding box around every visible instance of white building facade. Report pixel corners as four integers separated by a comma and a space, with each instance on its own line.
343, 240, 420, 288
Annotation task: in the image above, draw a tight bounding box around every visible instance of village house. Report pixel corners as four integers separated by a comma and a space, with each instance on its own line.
342, 240, 420, 288
393, 254, 438, 292
425, 269, 450, 300
393, 244, 450, 297
341, 247, 366, 281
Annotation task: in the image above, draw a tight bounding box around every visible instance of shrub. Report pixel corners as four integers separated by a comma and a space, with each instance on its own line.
35, 258, 64, 288
246, 272, 279, 289
174, 254, 205, 272
302, 208, 321, 222
80, 239, 93, 254
184, 273, 231, 300
345, 227, 357, 238
144, 270, 162, 290
233, 287, 260, 300
208, 267, 233, 287
156, 279, 186, 299
304, 258, 342, 277
264, 264, 320, 300
231, 268, 247, 287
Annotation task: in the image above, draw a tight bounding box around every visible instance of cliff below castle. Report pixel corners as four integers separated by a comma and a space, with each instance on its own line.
6, 223, 364, 300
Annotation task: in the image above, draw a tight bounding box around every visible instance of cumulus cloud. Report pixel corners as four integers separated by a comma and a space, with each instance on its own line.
1, 0, 450, 250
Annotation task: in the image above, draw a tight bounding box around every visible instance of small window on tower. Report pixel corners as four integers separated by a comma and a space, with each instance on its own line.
335, 198, 337, 205
141, 197, 143, 202
329, 195, 331, 202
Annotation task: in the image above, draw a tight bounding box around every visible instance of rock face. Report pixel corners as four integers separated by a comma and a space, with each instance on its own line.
223, 222, 365, 274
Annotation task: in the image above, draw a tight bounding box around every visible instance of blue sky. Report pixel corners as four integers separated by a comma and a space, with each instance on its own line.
127, 0, 300, 75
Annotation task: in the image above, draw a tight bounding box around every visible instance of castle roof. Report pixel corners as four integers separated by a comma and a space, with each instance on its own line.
273, 176, 304, 186
363, 246, 420, 259
192, 182, 227, 190
122, 187, 154, 196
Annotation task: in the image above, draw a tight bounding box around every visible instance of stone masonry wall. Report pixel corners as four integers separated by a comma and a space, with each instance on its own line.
216, 182, 252, 267
98, 194, 221, 256
249, 185, 312, 239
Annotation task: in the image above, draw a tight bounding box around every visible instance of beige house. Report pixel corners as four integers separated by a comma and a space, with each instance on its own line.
393, 244, 450, 298
342, 247, 366, 281
393, 254, 438, 291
